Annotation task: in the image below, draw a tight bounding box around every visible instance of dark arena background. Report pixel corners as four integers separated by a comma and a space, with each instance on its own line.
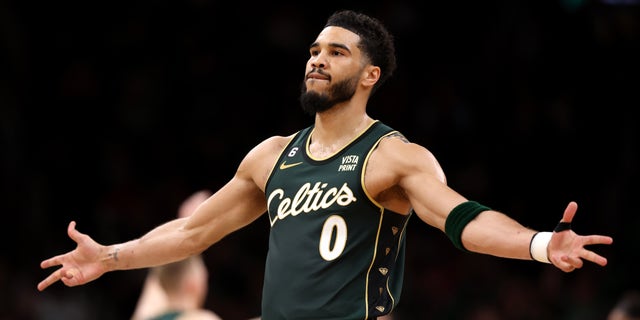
1, 0, 638, 319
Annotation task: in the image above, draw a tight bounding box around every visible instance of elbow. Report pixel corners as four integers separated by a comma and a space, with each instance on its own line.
178, 225, 211, 256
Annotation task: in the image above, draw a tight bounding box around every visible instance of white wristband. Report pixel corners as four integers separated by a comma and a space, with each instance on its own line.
529, 231, 552, 264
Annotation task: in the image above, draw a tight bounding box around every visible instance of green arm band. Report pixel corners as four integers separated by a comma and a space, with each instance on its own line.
445, 201, 491, 252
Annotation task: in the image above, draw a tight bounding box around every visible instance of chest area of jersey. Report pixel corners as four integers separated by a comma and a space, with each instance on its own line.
267, 151, 367, 226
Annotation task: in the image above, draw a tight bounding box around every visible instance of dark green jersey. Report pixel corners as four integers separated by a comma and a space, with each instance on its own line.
263, 120, 411, 320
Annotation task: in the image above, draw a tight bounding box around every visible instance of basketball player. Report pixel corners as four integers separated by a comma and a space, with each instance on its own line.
131, 190, 221, 320
38, 10, 613, 319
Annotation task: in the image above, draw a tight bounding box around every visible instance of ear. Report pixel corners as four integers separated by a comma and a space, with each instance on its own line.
361, 65, 380, 88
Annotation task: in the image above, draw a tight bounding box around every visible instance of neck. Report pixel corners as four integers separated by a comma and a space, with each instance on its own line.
309, 101, 374, 159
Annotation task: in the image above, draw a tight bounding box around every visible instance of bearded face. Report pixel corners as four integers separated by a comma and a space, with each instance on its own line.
299, 70, 360, 116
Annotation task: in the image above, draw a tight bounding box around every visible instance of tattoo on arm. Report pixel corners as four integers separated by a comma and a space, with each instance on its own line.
108, 248, 120, 262
387, 132, 409, 143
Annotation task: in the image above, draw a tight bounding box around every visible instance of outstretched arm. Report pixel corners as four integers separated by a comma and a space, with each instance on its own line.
37, 175, 265, 291
37, 135, 286, 292
381, 137, 613, 272
460, 201, 613, 272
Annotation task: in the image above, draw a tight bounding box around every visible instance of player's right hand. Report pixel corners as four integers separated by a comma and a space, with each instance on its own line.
37, 221, 107, 291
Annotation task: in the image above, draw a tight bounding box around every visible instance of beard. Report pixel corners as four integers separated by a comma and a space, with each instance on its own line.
299, 74, 359, 116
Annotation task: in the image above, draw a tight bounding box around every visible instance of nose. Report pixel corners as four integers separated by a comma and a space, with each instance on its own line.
310, 52, 326, 69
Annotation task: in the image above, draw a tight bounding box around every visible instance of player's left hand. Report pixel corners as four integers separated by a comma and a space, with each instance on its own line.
547, 201, 613, 272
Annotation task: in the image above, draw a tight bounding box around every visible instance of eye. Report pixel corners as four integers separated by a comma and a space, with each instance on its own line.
310, 49, 320, 56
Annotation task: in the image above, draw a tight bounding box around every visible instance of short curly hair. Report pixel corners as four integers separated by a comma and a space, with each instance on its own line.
325, 10, 397, 95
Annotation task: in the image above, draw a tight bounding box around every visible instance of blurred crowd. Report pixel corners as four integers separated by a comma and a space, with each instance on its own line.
1, 0, 638, 319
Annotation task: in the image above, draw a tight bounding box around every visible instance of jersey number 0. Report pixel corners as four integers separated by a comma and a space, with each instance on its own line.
319, 215, 347, 261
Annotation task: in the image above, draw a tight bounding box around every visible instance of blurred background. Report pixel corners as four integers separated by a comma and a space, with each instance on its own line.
1, 0, 638, 319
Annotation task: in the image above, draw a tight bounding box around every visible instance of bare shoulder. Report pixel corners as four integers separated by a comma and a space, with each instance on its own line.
237, 133, 296, 188
178, 309, 223, 320
373, 132, 446, 183
364, 132, 447, 214
244, 134, 295, 160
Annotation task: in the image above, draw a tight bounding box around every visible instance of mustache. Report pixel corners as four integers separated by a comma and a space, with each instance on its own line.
306, 68, 331, 80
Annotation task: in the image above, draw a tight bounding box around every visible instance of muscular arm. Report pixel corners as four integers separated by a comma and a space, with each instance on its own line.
372, 135, 612, 270
108, 173, 267, 271
38, 135, 289, 291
